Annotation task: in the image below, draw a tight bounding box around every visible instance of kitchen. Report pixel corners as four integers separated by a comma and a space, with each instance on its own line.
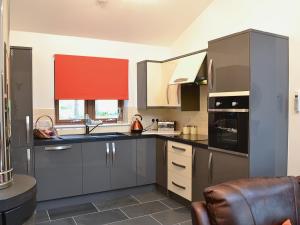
0, 0, 297, 225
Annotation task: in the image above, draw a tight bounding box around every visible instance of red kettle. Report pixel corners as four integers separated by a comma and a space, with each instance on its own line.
131, 114, 143, 133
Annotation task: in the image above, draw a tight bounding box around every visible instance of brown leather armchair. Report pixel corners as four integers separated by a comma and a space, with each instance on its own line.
192, 177, 300, 225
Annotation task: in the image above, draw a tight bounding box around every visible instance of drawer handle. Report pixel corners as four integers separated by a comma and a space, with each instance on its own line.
172, 161, 186, 169
172, 181, 186, 190
45, 145, 72, 151
172, 146, 186, 152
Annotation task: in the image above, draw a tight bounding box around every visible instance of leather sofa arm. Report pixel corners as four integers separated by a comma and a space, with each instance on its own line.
191, 202, 211, 225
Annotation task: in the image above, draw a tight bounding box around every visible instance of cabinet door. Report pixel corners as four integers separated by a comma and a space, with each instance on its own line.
34, 144, 82, 201
137, 138, 156, 185
156, 138, 167, 189
192, 148, 211, 202
211, 151, 249, 185
11, 147, 34, 176
110, 140, 137, 189
10, 47, 33, 148
208, 33, 250, 93
82, 142, 110, 194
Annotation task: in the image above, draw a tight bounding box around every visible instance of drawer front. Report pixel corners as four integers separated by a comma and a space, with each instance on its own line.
168, 152, 192, 178
168, 141, 192, 157
168, 172, 191, 201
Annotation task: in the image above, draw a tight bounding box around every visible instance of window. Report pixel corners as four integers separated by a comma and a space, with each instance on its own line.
55, 100, 123, 124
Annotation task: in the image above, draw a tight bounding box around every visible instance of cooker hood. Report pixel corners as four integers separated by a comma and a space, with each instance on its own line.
169, 51, 207, 85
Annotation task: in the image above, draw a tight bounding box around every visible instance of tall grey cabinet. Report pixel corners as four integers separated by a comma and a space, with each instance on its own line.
207, 30, 289, 177
10, 47, 33, 175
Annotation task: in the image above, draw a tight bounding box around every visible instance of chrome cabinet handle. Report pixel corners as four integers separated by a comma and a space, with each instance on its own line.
208, 152, 213, 184
208, 59, 214, 90
166, 85, 170, 105
112, 142, 116, 167
26, 116, 30, 144
192, 149, 196, 176
172, 181, 186, 190
45, 145, 72, 151
26, 148, 31, 174
172, 161, 186, 169
106, 143, 110, 167
172, 145, 186, 152
176, 84, 180, 105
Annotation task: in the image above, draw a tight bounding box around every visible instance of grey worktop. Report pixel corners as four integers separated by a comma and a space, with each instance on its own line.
34, 132, 208, 149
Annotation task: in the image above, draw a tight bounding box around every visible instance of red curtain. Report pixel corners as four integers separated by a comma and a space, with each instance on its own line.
54, 54, 128, 100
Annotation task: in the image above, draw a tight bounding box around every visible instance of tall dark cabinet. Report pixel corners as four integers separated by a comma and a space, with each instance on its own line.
10, 47, 33, 175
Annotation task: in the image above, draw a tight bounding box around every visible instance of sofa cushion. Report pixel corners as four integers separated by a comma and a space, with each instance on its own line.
203, 177, 300, 225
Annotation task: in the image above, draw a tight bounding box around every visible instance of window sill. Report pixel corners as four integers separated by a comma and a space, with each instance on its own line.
55, 122, 130, 129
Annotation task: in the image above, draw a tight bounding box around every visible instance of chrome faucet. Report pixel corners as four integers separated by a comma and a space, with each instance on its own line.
84, 114, 103, 135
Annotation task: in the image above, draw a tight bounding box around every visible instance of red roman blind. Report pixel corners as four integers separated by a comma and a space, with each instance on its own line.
54, 54, 128, 100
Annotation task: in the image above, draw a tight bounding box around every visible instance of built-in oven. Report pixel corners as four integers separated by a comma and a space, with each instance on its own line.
208, 95, 249, 155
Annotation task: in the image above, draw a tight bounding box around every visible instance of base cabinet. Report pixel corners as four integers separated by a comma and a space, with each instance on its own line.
156, 138, 167, 189
137, 138, 156, 185
82, 142, 110, 194
192, 147, 249, 201
34, 144, 83, 201
110, 140, 137, 189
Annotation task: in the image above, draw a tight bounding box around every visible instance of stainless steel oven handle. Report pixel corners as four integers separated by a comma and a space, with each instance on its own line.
208, 109, 249, 113
26, 148, 31, 175
26, 116, 30, 144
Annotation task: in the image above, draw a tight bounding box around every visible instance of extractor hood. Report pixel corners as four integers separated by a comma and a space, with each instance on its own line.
169, 51, 207, 85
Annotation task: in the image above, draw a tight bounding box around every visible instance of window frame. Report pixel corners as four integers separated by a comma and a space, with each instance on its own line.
55, 100, 123, 124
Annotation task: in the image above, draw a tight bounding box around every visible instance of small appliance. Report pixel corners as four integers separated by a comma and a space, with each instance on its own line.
158, 121, 176, 132
130, 114, 143, 133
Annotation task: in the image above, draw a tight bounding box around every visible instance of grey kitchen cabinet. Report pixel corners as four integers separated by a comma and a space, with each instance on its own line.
34, 144, 83, 201
82, 142, 110, 194
207, 32, 250, 93
156, 138, 167, 189
137, 138, 156, 185
10, 147, 33, 176
211, 151, 249, 186
192, 147, 249, 201
110, 140, 137, 189
10, 47, 33, 175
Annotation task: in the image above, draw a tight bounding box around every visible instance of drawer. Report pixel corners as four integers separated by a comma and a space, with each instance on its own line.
168, 152, 192, 178
168, 172, 191, 201
168, 141, 192, 157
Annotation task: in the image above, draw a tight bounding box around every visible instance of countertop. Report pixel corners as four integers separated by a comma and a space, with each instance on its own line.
34, 132, 208, 149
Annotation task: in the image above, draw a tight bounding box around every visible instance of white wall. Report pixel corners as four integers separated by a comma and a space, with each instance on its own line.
10, 31, 171, 110
171, 0, 300, 175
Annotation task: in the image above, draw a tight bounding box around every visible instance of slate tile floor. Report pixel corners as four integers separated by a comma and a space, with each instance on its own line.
36, 191, 192, 225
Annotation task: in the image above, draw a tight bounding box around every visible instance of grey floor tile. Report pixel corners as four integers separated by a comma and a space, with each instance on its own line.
121, 201, 169, 218
95, 195, 139, 211
35, 210, 49, 223
132, 191, 167, 203
74, 209, 127, 225
109, 215, 161, 225
180, 220, 193, 225
152, 207, 191, 225
37, 218, 76, 225
160, 198, 184, 209
48, 203, 97, 220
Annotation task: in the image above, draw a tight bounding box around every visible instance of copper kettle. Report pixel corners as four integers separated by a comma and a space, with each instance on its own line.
131, 114, 143, 133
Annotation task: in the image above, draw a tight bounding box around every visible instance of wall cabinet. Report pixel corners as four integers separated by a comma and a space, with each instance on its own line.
34, 144, 83, 201
156, 138, 167, 189
192, 147, 249, 201
137, 59, 201, 111
137, 138, 156, 185
10, 47, 33, 175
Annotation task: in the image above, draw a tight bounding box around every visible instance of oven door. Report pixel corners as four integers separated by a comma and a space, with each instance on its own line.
208, 111, 248, 154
